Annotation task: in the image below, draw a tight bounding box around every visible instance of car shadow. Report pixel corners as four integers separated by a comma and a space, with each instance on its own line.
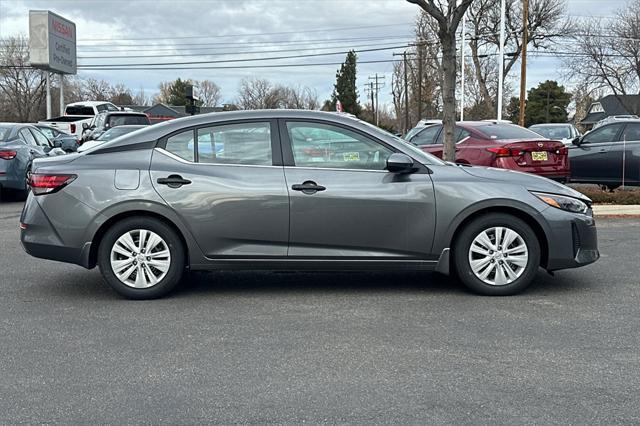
35, 267, 592, 301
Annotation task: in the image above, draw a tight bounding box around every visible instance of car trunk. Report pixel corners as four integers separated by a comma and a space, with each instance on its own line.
503, 139, 567, 168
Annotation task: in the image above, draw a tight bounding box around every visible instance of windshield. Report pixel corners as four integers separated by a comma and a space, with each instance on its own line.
97, 126, 143, 141
475, 123, 544, 140
107, 115, 149, 127
65, 106, 95, 116
530, 125, 571, 139
357, 120, 446, 166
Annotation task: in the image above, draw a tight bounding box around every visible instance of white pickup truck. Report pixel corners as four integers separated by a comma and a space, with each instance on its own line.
38, 101, 120, 141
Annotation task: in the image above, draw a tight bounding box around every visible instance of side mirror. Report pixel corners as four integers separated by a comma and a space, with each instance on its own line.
53, 140, 62, 148
82, 123, 89, 130
572, 136, 581, 146
386, 153, 415, 174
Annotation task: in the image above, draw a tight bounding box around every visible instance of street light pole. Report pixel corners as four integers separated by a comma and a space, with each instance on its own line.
497, 0, 506, 120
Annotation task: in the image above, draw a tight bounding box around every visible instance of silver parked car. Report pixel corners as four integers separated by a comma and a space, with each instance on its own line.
20, 110, 599, 299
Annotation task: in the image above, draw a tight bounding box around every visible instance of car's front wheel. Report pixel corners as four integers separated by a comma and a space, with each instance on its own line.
97, 217, 185, 299
453, 213, 541, 296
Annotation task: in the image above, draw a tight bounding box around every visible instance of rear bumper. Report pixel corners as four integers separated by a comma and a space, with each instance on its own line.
493, 157, 570, 180
20, 193, 93, 268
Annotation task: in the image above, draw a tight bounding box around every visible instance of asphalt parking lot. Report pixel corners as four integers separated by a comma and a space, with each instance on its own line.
1, 199, 639, 424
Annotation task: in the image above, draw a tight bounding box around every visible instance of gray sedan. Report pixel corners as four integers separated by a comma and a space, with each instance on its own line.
20, 111, 599, 299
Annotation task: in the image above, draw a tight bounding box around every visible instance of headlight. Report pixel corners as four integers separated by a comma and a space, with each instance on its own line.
531, 192, 589, 214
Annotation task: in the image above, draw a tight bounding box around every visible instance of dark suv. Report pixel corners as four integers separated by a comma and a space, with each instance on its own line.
82, 111, 150, 142
569, 120, 640, 189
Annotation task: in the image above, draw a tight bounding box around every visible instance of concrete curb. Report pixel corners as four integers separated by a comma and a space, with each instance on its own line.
593, 205, 640, 218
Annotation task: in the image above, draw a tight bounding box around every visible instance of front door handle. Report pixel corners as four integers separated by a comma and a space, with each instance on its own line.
291, 181, 326, 194
157, 174, 192, 188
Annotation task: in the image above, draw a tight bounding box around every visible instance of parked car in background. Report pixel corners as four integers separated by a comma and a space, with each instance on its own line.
529, 123, 581, 146
34, 124, 79, 152
20, 110, 598, 299
78, 125, 148, 152
405, 119, 442, 140
407, 121, 570, 181
82, 111, 151, 142
0, 123, 65, 198
592, 115, 639, 130
38, 101, 119, 141
569, 120, 640, 190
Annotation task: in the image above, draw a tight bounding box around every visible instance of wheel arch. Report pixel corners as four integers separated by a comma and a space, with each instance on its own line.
440, 203, 550, 274
87, 205, 200, 269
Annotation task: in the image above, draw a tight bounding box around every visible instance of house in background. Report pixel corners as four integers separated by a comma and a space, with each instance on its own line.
580, 94, 640, 130
124, 103, 224, 124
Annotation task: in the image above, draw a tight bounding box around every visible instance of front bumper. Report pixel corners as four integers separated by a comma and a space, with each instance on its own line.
545, 208, 599, 271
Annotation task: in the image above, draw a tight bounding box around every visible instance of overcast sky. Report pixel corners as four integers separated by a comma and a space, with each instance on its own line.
0, 0, 631, 109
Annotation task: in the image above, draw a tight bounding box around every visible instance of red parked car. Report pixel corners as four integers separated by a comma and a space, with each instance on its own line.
407, 121, 570, 181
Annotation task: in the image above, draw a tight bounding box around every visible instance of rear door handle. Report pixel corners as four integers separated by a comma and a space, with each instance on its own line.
291, 181, 326, 194
157, 174, 192, 188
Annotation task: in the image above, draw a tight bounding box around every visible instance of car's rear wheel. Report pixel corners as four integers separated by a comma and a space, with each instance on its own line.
97, 217, 185, 299
453, 213, 540, 296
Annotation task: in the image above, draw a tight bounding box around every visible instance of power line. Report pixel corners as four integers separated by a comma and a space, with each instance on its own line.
76, 23, 414, 42
78, 45, 410, 68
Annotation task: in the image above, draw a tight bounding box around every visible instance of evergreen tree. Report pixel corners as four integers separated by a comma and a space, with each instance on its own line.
166, 78, 192, 106
525, 80, 571, 126
328, 51, 361, 115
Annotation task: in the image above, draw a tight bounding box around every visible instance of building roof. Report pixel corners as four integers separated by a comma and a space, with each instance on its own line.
581, 94, 640, 125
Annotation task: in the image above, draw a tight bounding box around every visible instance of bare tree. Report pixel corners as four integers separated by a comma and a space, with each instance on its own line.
0, 35, 46, 122
406, 0, 473, 161
82, 78, 113, 101
133, 86, 150, 106
197, 79, 222, 107
567, 0, 640, 113
237, 78, 318, 110
466, 0, 572, 117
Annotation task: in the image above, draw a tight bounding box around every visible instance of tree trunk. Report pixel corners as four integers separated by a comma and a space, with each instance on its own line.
440, 30, 457, 162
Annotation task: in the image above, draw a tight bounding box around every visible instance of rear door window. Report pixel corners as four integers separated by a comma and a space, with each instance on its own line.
620, 123, 640, 142
165, 130, 195, 162
197, 122, 272, 166
30, 128, 51, 147
20, 129, 37, 146
411, 125, 441, 146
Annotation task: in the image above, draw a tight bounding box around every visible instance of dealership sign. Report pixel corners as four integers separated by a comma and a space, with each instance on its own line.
29, 10, 77, 74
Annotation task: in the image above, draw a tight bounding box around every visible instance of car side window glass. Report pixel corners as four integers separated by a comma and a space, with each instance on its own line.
38, 128, 54, 138
411, 125, 441, 146
286, 121, 393, 170
436, 127, 470, 144
165, 130, 195, 162
457, 129, 471, 142
621, 123, 640, 142
196, 122, 272, 166
30, 129, 51, 146
582, 124, 623, 144
20, 129, 37, 146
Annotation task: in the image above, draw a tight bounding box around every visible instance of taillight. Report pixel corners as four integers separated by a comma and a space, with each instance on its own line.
27, 173, 76, 195
0, 150, 17, 160
486, 147, 523, 157
70, 123, 76, 133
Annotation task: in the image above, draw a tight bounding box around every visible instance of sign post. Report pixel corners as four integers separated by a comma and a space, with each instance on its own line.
29, 10, 77, 118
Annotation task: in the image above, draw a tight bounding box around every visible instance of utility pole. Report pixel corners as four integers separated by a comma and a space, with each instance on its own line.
497, 0, 506, 120
417, 40, 423, 122
518, 0, 529, 126
364, 81, 375, 121
393, 51, 416, 133
368, 74, 385, 126
460, 13, 466, 121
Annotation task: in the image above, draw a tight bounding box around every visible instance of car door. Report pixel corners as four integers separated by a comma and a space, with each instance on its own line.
19, 128, 47, 160
612, 123, 640, 185
569, 123, 624, 182
150, 120, 290, 258
280, 119, 436, 259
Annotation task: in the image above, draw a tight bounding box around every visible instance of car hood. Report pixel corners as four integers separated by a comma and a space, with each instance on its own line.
458, 165, 590, 201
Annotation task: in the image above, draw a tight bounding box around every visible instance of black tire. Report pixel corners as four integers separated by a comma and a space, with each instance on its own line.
453, 213, 541, 296
97, 217, 185, 299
